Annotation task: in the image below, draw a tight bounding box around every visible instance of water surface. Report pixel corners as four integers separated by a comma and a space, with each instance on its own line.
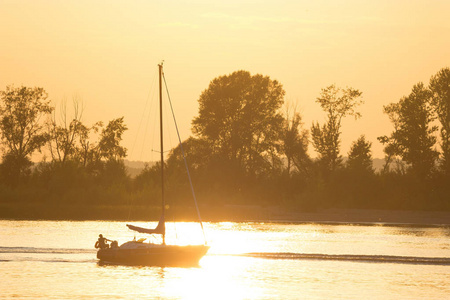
0, 220, 449, 299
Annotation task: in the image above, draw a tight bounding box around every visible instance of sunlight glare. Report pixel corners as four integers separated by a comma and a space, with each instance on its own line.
160, 256, 264, 300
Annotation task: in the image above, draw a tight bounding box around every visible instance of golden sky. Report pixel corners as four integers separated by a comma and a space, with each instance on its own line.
1, 0, 449, 161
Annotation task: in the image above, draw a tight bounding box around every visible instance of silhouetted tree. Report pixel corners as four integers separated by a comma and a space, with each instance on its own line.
0, 86, 53, 182
379, 83, 438, 179
311, 84, 363, 173
98, 117, 128, 161
97, 159, 129, 187
192, 70, 285, 175
75, 121, 103, 168
429, 67, 450, 174
281, 106, 310, 176
48, 99, 84, 165
0, 152, 33, 185
347, 135, 374, 174
377, 105, 405, 174
337, 136, 377, 209
166, 137, 210, 174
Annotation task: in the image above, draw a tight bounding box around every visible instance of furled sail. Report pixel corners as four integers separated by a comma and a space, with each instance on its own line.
127, 215, 165, 235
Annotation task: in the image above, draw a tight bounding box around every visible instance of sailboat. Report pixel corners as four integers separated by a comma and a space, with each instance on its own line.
96, 63, 209, 266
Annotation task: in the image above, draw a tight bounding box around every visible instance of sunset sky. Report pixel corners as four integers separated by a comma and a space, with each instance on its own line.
1, 0, 449, 161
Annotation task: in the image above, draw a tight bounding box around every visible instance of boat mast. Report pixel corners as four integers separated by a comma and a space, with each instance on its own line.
159, 63, 165, 245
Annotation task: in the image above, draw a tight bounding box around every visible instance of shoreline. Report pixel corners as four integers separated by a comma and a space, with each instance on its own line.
260, 208, 450, 227
1, 203, 449, 227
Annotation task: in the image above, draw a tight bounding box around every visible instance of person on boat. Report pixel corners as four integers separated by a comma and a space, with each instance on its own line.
95, 234, 111, 249
110, 240, 119, 248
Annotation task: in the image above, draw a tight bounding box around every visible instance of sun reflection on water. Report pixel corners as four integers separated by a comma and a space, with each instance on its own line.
133, 222, 270, 299
159, 255, 264, 300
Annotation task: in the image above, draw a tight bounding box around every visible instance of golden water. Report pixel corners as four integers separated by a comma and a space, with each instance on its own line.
1, 220, 449, 299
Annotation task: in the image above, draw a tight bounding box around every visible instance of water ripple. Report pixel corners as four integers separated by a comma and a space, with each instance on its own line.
240, 252, 450, 266
0, 246, 96, 254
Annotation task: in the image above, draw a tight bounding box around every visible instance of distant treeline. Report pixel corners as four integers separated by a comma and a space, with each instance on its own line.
0, 68, 449, 219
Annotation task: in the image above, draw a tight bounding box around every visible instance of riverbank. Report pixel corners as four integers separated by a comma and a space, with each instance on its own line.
1, 203, 449, 226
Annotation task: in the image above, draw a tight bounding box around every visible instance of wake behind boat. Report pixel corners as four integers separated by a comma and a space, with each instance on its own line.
96, 63, 209, 266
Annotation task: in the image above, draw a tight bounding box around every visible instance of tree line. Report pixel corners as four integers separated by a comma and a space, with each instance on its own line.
1, 67, 449, 217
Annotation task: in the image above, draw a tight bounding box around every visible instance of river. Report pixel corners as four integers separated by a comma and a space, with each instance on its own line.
0, 220, 449, 299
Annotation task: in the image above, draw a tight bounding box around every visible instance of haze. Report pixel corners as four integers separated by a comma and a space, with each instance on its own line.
1, 0, 449, 161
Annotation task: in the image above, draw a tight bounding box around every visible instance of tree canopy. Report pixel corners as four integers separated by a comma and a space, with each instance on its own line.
429, 67, 450, 174
281, 106, 310, 176
311, 84, 363, 173
347, 135, 374, 174
192, 70, 285, 175
379, 83, 438, 179
0, 86, 53, 181
98, 117, 128, 162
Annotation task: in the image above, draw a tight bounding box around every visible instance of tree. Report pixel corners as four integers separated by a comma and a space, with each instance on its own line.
311, 84, 363, 173
347, 135, 374, 173
0, 85, 53, 181
429, 67, 450, 174
192, 70, 285, 175
48, 99, 84, 165
98, 117, 128, 161
339, 135, 377, 209
75, 121, 103, 168
377, 102, 406, 174
379, 83, 438, 179
166, 137, 211, 174
281, 106, 310, 176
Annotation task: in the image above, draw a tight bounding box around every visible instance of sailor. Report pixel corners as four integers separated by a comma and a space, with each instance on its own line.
95, 234, 111, 249
110, 240, 119, 248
